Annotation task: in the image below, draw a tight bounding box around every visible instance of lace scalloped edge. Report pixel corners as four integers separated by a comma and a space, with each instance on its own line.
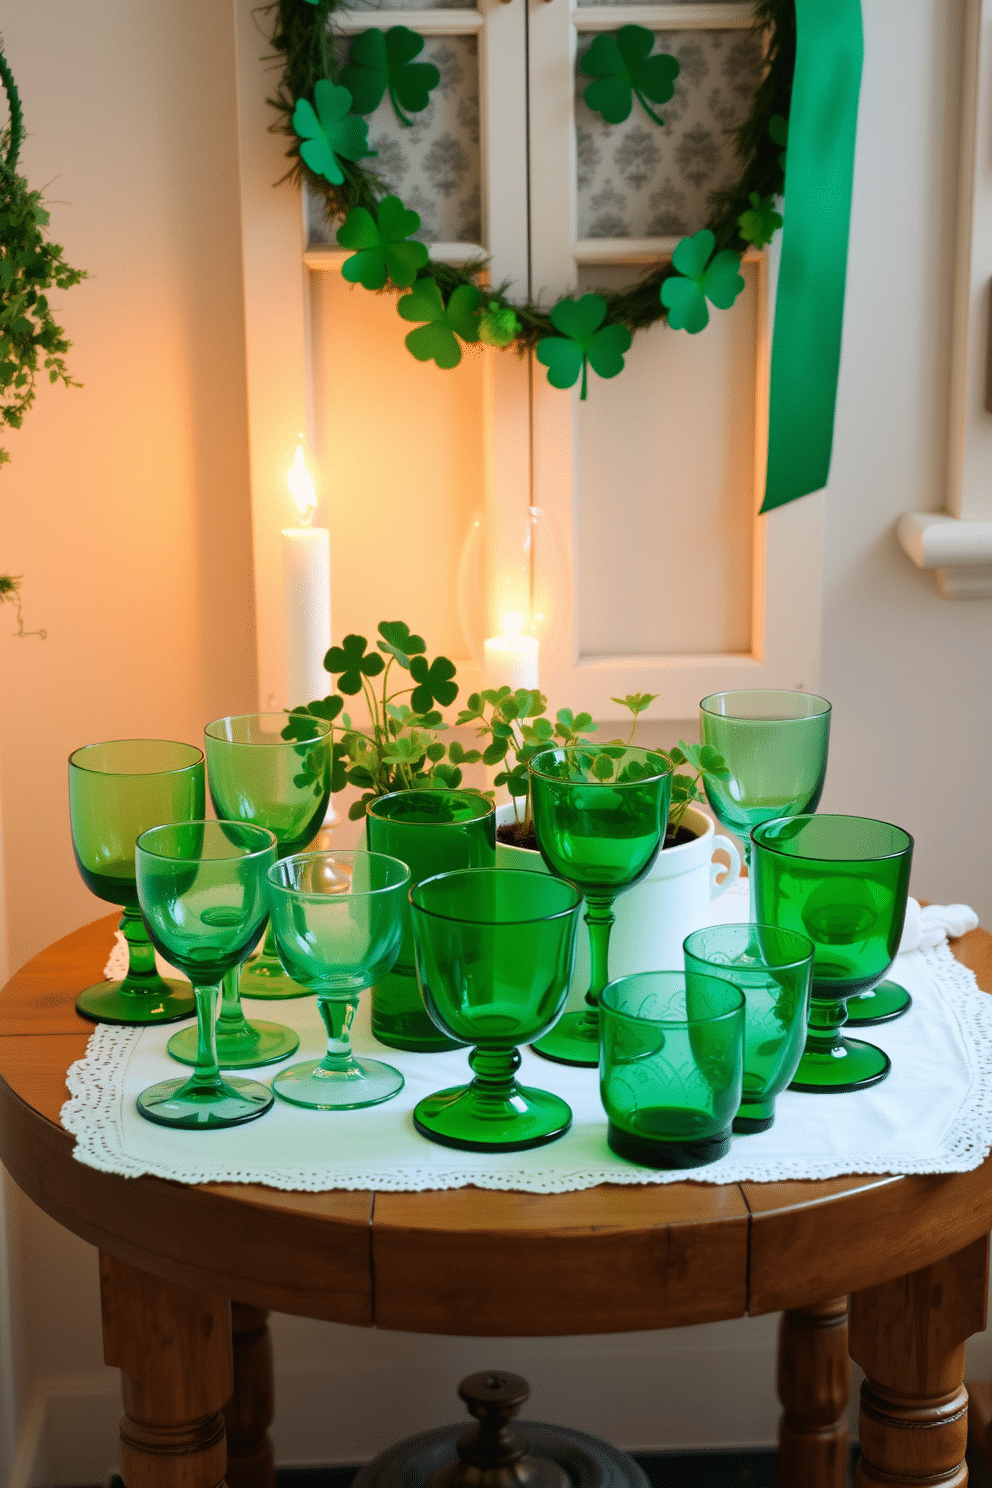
60, 941, 992, 1193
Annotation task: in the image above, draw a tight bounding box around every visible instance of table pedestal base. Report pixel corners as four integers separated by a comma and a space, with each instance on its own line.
224, 1304, 276, 1488
777, 1296, 850, 1488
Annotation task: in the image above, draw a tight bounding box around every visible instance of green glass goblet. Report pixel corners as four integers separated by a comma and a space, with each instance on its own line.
683, 923, 813, 1133
366, 790, 496, 1052
205, 713, 331, 1007
846, 979, 913, 1027
600, 971, 745, 1169
69, 739, 205, 1025
527, 745, 672, 1068
751, 815, 913, 1093
410, 868, 583, 1151
134, 821, 278, 1128
267, 850, 410, 1110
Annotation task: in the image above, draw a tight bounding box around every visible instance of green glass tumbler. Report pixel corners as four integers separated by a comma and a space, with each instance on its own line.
267, 850, 410, 1110
69, 739, 205, 1025
751, 815, 913, 1093
134, 821, 278, 1128
205, 713, 332, 1004
528, 745, 672, 1068
683, 923, 813, 1133
409, 868, 582, 1151
366, 790, 496, 1052
600, 971, 745, 1169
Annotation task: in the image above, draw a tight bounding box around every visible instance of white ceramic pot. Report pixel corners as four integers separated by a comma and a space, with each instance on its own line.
495, 801, 742, 1000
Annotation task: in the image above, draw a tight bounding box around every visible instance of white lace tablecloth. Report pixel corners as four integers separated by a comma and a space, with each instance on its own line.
60, 884, 992, 1193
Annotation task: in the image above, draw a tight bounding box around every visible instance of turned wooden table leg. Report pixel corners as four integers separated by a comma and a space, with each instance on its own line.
223, 1304, 276, 1488
100, 1251, 234, 1488
849, 1234, 990, 1488
777, 1296, 850, 1488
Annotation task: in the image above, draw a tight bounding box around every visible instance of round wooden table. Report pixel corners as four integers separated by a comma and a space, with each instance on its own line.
2, 913, 991, 1488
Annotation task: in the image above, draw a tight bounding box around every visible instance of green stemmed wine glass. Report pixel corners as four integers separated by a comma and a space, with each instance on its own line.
267, 850, 410, 1110
69, 740, 205, 1025
409, 868, 583, 1151
751, 815, 913, 1093
527, 746, 672, 1068
134, 821, 278, 1128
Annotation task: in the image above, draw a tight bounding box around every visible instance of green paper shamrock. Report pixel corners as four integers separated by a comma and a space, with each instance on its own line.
660, 230, 745, 334
397, 278, 481, 369
409, 654, 458, 712
535, 294, 632, 400
769, 114, 788, 172
341, 28, 441, 127
376, 619, 426, 668
337, 196, 429, 290
581, 27, 679, 126
478, 300, 521, 348
292, 80, 374, 185
738, 191, 783, 249
323, 633, 385, 694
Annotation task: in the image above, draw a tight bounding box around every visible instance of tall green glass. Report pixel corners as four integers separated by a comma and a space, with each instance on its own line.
366, 790, 496, 1052
600, 971, 745, 1169
69, 739, 205, 1025
410, 868, 582, 1151
528, 746, 672, 1068
683, 923, 813, 1133
751, 815, 913, 1093
267, 850, 410, 1110
134, 821, 278, 1129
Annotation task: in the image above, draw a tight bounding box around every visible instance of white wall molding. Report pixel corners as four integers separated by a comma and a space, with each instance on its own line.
896, 512, 992, 598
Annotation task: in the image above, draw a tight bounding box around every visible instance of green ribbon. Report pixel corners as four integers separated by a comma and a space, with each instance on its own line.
761, 0, 864, 513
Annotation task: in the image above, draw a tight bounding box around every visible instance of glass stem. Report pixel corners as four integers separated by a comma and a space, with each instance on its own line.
318, 997, 359, 1072
805, 995, 848, 1057
584, 894, 615, 1011
216, 967, 255, 1041
468, 1045, 520, 1108
186, 985, 224, 1091
120, 906, 163, 987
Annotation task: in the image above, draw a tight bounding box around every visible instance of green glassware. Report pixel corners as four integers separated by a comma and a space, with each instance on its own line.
267, 850, 410, 1109
366, 790, 496, 1052
204, 713, 331, 1007
134, 821, 278, 1129
846, 979, 913, 1026
527, 745, 672, 1068
600, 971, 745, 1169
683, 923, 813, 1133
699, 690, 832, 866
751, 814, 913, 1093
69, 739, 205, 1025
409, 868, 582, 1152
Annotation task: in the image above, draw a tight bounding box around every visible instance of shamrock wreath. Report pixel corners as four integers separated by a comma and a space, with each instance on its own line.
269, 0, 794, 397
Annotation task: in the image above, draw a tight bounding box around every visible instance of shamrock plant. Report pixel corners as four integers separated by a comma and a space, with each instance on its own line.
535, 294, 631, 400
478, 300, 521, 348
738, 192, 783, 250
398, 279, 481, 368
341, 27, 440, 128
337, 196, 429, 290
292, 81, 375, 186
660, 230, 745, 334
581, 26, 679, 127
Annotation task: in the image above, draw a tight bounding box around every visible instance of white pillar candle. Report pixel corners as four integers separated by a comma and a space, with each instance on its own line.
483, 612, 540, 692
282, 525, 332, 707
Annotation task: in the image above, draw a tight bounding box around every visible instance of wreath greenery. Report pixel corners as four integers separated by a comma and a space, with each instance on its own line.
267, 0, 795, 392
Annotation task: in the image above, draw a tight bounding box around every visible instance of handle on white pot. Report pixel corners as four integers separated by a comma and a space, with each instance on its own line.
709, 836, 742, 900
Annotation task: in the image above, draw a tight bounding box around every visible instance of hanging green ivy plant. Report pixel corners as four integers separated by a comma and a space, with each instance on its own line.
267, 0, 795, 395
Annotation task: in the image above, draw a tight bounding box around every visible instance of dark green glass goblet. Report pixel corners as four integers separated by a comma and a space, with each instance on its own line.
751, 815, 913, 1093
134, 821, 278, 1128
204, 713, 331, 1010
69, 739, 205, 1025
267, 850, 410, 1110
600, 971, 745, 1169
527, 745, 672, 1068
410, 868, 582, 1151
366, 790, 496, 1052
683, 923, 813, 1133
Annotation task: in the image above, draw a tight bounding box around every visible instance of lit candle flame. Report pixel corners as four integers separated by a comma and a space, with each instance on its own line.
287, 438, 318, 526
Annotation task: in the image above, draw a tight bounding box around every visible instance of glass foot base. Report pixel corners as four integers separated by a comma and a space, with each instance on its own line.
530, 1011, 599, 1068
272, 1056, 404, 1110
413, 1082, 573, 1152
167, 1020, 300, 1070
733, 1101, 775, 1134
238, 961, 311, 1000
607, 1118, 732, 1169
76, 978, 196, 1026
137, 1075, 273, 1129
845, 981, 912, 1027
790, 1036, 891, 1094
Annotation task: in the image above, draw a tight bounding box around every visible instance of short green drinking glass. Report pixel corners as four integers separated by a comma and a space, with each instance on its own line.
409, 868, 583, 1152
366, 790, 496, 1052
266, 850, 410, 1110
527, 745, 672, 1068
751, 815, 913, 1093
204, 713, 331, 1011
683, 923, 813, 1133
69, 739, 205, 1025
600, 971, 745, 1169
134, 821, 278, 1128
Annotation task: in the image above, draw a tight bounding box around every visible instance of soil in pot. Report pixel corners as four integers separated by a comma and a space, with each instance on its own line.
496, 820, 698, 853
